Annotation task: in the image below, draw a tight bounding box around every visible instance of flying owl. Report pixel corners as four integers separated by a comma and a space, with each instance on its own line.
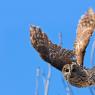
30, 8, 95, 87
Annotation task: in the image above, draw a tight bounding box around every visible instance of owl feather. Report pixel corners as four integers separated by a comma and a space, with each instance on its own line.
74, 8, 95, 66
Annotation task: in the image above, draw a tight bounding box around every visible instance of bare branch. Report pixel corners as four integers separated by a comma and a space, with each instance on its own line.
90, 39, 95, 66
89, 86, 95, 95
59, 32, 63, 47
89, 39, 95, 95
44, 64, 51, 95
35, 67, 40, 95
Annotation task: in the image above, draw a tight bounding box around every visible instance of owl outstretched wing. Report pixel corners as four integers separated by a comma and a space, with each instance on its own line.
30, 25, 75, 71
74, 8, 95, 66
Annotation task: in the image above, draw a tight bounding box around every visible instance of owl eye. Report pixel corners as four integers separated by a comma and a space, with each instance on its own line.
63, 68, 69, 72
65, 69, 69, 72
72, 68, 76, 72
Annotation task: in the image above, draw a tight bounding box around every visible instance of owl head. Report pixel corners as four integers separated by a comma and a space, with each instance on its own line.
62, 62, 78, 80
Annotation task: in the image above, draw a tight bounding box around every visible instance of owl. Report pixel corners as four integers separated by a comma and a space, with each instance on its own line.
30, 8, 95, 87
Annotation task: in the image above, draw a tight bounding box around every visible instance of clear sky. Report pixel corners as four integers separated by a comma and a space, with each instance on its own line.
0, 0, 95, 95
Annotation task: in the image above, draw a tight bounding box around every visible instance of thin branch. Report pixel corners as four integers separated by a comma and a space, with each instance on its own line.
44, 64, 51, 95
90, 39, 95, 66
35, 67, 40, 95
59, 32, 63, 47
89, 39, 95, 95
61, 77, 74, 95
66, 82, 74, 95
89, 87, 95, 95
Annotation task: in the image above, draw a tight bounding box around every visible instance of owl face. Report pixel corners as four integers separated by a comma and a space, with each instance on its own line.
62, 64, 71, 80
62, 62, 77, 80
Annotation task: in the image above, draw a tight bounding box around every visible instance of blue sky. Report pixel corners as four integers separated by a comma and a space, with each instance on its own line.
0, 0, 95, 95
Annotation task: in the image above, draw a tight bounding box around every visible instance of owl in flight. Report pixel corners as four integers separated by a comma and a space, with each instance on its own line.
30, 8, 95, 87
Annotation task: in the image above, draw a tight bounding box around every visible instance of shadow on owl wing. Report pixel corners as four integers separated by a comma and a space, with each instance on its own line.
74, 8, 95, 66
30, 25, 75, 71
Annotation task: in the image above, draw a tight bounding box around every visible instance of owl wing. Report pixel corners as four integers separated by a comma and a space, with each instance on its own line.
30, 25, 75, 71
74, 8, 95, 66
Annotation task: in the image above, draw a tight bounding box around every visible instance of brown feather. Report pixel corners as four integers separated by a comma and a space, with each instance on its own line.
30, 25, 75, 71
74, 8, 95, 66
